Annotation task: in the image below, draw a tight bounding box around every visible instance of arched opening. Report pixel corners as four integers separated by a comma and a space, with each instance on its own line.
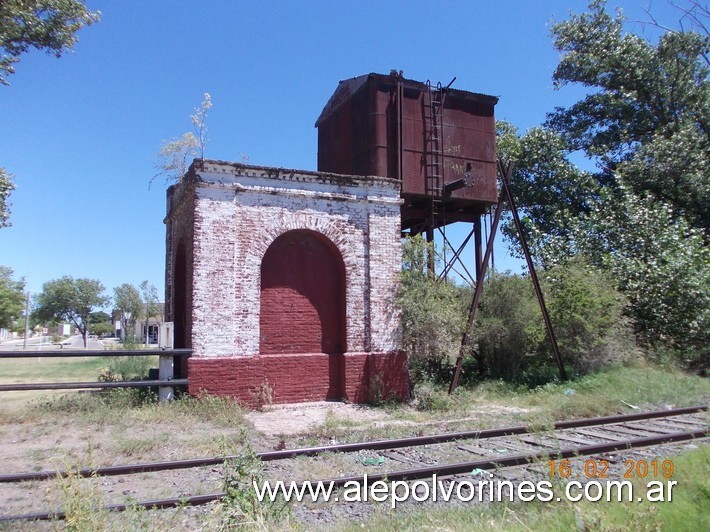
173, 240, 188, 378
260, 230, 346, 355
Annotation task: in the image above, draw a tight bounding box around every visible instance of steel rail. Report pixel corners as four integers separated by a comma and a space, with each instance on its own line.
321, 428, 707, 487
1, 427, 705, 523
1, 405, 705, 484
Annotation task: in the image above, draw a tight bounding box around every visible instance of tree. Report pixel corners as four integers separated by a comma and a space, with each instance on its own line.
0, 167, 13, 228
153, 93, 212, 186
542, 257, 629, 373
88, 310, 110, 325
572, 182, 709, 353
496, 121, 598, 266
90, 321, 112, 338
139, 280, 160, 345
474, 273, 543, 381
0, 266, 25, 330
33, 276, 109, 347
0, 0, 100, 86
87, 310, 112, 337
497, 1, 709, 357
113, 283, 143, 341
546, 0, 709, 229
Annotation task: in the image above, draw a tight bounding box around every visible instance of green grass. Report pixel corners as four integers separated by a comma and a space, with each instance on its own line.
413, 362, 710, 425
0, 359, 706, 530
0, 356, 112, 411
524, 364, 710, 417
0, 356, 108, 383
338, 446, 709, 532
21, 389, 249, 429
288, 363, 708, 448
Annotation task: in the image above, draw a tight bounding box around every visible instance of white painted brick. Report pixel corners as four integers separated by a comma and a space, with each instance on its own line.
166, 161, 403, 358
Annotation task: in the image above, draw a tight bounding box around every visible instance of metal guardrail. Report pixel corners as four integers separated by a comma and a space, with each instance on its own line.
0, 349, 192, 401
0, 348, 192, 358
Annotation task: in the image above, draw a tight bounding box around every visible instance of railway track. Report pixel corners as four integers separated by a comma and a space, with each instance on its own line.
0, 405, 707, 523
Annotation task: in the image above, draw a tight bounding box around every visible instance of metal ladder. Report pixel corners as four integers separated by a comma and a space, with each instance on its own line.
423, 80, 445, 197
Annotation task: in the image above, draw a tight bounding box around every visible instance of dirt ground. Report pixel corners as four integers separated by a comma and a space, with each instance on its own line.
0, 388, 707, 530
246, 400, 533, 437
246, 401, 401, 436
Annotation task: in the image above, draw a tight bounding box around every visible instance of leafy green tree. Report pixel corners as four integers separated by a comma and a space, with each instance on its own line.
139, 281, 160, 320
497, 1, 709, 358
547, 0, 709, 229
88, 310, 110, 325
572, 183, 709, 354
0, 0, 100, 86
496, 121, 598, 266
0, 167, 13, 228
139, 280, 161, 345
113, 283, 143, 341
90, 321, 113, 338
87, 310, 112, 337
0, 266, 25, 330
33, 276, 109, 347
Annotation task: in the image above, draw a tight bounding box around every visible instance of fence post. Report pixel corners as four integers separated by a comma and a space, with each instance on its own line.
158, 355, 174, 402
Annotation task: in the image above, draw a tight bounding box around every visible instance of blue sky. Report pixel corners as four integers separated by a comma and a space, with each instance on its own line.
0, 0, 678, 298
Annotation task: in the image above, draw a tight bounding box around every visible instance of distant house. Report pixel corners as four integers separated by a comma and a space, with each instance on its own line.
56, 323, 72, 336
0, 328, 15, 340
111, 303, 164, 344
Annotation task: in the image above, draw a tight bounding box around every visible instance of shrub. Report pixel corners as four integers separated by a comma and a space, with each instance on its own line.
100, 355, 153, 381
475, 273, 544, 381
543, 258, 631, 373
90, 321, 113, 337
414, 382, 460, 412
222, 445, 290, 526
121, 335, 144, 350
397, 236, 469, 383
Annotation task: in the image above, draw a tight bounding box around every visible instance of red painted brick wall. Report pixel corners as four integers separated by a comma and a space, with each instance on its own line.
188, 351, 409, 406
260, 230, 346, 354
167, 162, 406, 406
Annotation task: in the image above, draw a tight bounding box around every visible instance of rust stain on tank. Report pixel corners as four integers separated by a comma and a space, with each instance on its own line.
315, 72, 499, 231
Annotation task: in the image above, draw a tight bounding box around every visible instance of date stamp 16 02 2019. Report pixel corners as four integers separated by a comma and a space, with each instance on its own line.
548, 458, 674, 479
547, 458, 677, 503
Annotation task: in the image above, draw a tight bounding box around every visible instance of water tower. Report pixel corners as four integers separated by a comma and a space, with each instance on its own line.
316, 71, 498, 280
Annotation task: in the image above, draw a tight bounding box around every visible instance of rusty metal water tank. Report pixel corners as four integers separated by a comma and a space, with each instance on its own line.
315, 72, 499, 230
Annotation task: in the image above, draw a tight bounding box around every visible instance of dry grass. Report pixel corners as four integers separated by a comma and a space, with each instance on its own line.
0, 360, 707, 529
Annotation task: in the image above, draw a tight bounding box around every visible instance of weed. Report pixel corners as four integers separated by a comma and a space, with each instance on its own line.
51, 451, 108, 531
99, 355, 155, 382
249, 379, 274, 410
413, 382, 462, 412
34, 388, 157, 427
368, 371, 385, 406
114, 432, 164, 458
156, 393, 248, 427
119, 336, 146, 350
307, 409, 358, 440
221, 445, 290, 528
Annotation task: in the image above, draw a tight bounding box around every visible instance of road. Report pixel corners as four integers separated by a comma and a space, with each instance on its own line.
0, 334, 105, 351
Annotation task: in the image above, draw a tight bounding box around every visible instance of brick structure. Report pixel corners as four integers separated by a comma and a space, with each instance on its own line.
165, 160, 409, 404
